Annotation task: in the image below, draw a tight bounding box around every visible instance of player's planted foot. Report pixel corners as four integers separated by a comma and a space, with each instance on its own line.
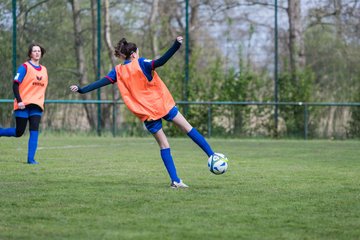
27, 160, 39, 164
170, 179, 189, 189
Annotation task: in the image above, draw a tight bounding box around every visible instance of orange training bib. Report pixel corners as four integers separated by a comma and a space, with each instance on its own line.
115, 59, 175, 121
14, 62, 48, 110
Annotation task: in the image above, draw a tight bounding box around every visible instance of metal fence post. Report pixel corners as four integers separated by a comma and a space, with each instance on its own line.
304, 104, 308, 140
207, 104, 212, 138
183, 0, 189, 116
112, 101, 116, 137
12, 0, 17, 77
96, 0, 102, 136
274, 0, 279, 137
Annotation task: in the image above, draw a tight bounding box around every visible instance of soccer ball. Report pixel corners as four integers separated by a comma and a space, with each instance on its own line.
208, 153, 228, 175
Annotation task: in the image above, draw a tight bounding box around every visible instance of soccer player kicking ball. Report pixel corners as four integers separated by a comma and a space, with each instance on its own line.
70, 36, 216, 188
0, 43, 48, 164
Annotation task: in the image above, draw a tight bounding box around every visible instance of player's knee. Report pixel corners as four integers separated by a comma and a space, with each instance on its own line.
15, 129, 25, 137
29, 126, 39, 131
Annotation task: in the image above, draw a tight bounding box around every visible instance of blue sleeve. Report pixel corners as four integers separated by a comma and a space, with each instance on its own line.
152, 40, 181, 69
138, 58, 153, 81
78, 77, 113, 94
14, 65, 27, 83
106, 68, 117, 82
77, 67, 117, 93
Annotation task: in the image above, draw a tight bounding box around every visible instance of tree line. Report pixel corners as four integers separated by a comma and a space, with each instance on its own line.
0, 0, 359, 138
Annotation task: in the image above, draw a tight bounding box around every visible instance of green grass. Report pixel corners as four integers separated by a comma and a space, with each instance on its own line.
0, 136, 359, 240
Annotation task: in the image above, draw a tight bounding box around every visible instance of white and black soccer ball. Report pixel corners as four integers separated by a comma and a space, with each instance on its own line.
208, 153, 228, 175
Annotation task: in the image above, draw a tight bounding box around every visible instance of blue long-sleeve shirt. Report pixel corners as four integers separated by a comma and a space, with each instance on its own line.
77, 40, 181, 94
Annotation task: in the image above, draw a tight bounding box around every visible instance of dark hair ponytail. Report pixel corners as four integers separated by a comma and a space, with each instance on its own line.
114, 38, 137, 59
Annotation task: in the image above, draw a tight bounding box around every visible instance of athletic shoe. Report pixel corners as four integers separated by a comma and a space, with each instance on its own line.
170, 180, 189, 189
27, 160, 39, 165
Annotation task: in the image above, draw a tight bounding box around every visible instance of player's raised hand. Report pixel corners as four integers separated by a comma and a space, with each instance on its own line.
70, 85, 79, 92
176, 36, 183, 43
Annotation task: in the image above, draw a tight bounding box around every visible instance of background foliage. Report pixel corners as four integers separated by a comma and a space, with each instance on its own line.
0, 0, 359, 138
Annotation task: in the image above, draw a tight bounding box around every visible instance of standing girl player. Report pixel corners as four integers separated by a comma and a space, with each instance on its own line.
0, 43, 48, 164
70, 36, 216, 188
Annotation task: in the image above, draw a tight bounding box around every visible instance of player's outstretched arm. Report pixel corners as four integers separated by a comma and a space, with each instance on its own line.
70, 77, 112, 94
152, 36, 183, 69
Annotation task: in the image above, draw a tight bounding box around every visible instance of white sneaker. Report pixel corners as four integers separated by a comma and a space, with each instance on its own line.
170, 180, 189, 189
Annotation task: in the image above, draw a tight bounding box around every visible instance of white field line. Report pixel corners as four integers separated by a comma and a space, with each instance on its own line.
37, 144, 108, 150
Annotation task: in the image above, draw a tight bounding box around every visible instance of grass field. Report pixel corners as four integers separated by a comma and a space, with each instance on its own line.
0, 135, 359, 240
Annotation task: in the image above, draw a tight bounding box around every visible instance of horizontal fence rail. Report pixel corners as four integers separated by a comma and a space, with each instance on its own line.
1, 99, 360, 139
1, 99, 360, 107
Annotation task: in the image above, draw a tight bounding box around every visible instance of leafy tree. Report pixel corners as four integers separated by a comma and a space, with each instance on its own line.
348, 84, 360, 138
278, 68, 315, 137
